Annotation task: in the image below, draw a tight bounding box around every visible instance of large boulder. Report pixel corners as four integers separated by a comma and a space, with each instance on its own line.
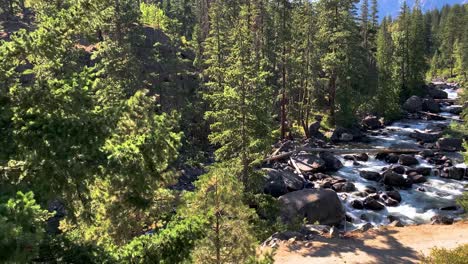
332, 182, 356, 193
290, 154, 326, 173
410, 130, 442, 143
362, 115, 383, 130
331, 127, 364, 142
422, 98, 441, 113
444, 167, 466, 180
383, 170, 409, 187
427, 86, 448, 99
279, 189, 345, 226
386, 191, 402, 203
354, 153, 369, 162
363, 197, 385, 211
359, 170, 382, 181
263, 168, 304, 197
319, 152, 343, 171
398, 155, 419, 166
436, 138, 464, 152
408, 174, 427, 184
402, 96, 423, 113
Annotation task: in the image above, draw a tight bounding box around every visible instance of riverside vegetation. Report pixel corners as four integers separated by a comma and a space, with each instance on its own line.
0, 0, 467, 263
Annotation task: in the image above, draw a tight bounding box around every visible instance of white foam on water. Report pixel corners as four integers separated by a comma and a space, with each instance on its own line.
335, 86, 467, 229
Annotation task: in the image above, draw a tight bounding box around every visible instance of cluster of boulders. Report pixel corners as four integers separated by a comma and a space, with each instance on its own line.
263, 151, 352, 226
402, 84, 451, 116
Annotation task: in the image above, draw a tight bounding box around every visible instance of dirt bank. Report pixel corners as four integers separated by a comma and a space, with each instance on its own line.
273, 221, 468, 264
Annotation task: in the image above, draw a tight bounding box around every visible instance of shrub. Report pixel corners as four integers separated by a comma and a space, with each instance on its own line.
421, 244, 468, 264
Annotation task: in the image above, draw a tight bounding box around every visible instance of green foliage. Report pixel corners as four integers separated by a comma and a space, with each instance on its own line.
421, 244, 468, 264
140, 2, 171, 31
0, 191, 50, 263
117, 215, 208, 264
181, 164, 258, 264
457, 192, 468, 215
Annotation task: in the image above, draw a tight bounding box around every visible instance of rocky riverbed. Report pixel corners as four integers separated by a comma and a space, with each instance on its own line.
263, 82, 467, 231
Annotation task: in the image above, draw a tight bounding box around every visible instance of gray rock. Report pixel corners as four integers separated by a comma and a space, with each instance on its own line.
362, 115, 382, 130
263, 168, 305, 197
410, 131, 442, 143
431, 215, 454, 225
319, 152, 343, 171
427, 87, 448, 99
332, 182, 356, 193
351, 200, 364, 209
279, 189, 345, 226
359, 170, 382, 181
422, 98, 441, 113
403, 96, 423, 113
392, 165, 406, 175
354, 153, 369, 162
399, 155, 419, 166
383, 170, 408, 187
291, 154, 326, 173
363, 197, 385, 211
408, 174, 427, 184
386, 191, 402, 203
436, 138, 464, 152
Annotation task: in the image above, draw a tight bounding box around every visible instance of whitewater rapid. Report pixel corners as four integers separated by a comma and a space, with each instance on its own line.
335, 87, 467, 229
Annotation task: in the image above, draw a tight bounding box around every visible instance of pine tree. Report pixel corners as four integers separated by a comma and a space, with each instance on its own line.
204, 1, 274, 185
317, 0, 365, 126
375, 17, 400, 119
182, 165, 258, 264
408, 0, 427, 94
289, 0, 320, 137
394, 1, 411, 100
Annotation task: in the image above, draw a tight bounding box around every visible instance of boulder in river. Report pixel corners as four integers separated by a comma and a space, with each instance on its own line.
392, 165, 406, 175
384, 197, 400, 207
279, 189, 345, 226
350, 199, 364, 209
410, 131, 442, 143
422, 98, 441, 113
427, 86, 448, 99
419, 149, 435, 158
263, 168, 304, 197
361, 115, 383, 130
359, 170, 382, 181
383, 170, 409, 187
319, 152, 343, 171
290, 154, 326, 173
408, 174, 427, 184
385, 190, 402, 203
354, 153, 369, 162
386, 154, 400, 164
398, 154, 419, 166
363, 197, 385, 211
402, 96, 423, 113
331, 127, 363, 142
444, 167, 466, 180
436, 138, 463, 152
332, 182, 356, 193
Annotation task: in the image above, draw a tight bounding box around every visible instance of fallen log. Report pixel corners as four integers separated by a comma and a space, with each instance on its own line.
418, 111, 463, 122
267, 140, 291, 165
264, 147, 420, 163
289, 157, 305, 179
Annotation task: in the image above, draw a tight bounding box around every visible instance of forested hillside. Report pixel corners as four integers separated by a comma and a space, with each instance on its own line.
0, 0, 467, 263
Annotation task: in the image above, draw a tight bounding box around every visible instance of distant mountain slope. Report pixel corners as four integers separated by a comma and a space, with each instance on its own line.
377, 0, 466, 18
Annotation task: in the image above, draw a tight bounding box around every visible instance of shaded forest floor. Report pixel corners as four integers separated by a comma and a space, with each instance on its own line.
273, 221, 468, 264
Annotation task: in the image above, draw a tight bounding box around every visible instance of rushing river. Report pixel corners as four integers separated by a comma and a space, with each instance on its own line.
335, 86, 467, 229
